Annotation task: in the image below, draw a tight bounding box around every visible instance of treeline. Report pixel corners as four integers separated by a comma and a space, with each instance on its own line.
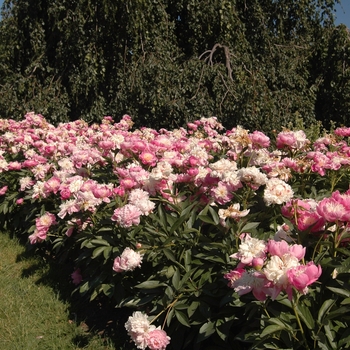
0, 0, 349, 133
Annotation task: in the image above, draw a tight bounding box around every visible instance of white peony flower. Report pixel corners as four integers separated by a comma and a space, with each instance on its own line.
264, 254, 299, 287
230, 233, 267, 265
263, 178, 294, 206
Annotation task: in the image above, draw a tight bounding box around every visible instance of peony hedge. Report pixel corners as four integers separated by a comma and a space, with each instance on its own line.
1, 113, 350, 349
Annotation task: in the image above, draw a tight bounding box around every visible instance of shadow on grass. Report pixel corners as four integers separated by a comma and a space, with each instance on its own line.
16, 244, 134, 350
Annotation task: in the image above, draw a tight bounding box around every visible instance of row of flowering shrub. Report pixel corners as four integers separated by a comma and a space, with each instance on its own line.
1, 112, 350, 349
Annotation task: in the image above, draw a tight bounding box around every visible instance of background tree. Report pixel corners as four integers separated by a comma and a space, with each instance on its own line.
0, 0, 348, 133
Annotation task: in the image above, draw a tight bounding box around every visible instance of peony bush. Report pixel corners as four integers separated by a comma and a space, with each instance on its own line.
1, 112, 350, 349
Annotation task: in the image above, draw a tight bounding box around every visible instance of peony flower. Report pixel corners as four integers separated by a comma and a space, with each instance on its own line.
224, 268, 245, 288
113, 247, 143, 273
0, 185, 8, 196
230, 233, 267, 266
125, 311, 155, 350
264, 254, 300, 299
248, 130, 270, 149
146, 329, 171, 350
16, 198, 24, 205
128, 189, 155, 215
263, 178, 294, 206
231, 270, 272, 301
124, 311, 170, 350
218, 203, 250, 226
210, 181, 234, 205
19, 176, 35, 191
267, 240, 305, 261
317, 197, 350, 223
276, 130, 309, 150
139, 151, 157, 166
287, 262, 322, 295
111, 204, 142, 228
43, 176, 61, 195
237, 166, 268, 190
35, 212, 57, 232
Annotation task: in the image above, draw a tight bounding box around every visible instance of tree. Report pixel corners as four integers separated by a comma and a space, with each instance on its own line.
0, 0, 347, 134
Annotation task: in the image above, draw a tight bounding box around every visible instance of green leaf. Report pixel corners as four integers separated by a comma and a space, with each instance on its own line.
184, 249, 192, 270
89, 238, 110, 247
240, 222, 260, 232
260, 325, 284, 338
172, 268, 180, 290
103, 246, 113, 259
327, 306, 350, 320
169, 214, 190, 235
187, 301, 200, 318
135, 280, 167, 289
163, 248, 176, 263
197, 215, 217, 225
340, 297, 350, 305
295, 301, 315, 329
102, 283, 114, 297
318, 299, 336, 324
208, 206, 219, 225
197, 321, 216, 343
153, 205, 168, 232
327, 286, 350, 298
268, 317, 293, 331
92, 246, 107, 259
174, 310, 190, 327
79, 281, 90, 294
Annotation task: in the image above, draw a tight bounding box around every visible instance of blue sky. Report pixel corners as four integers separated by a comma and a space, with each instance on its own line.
0, 1, 349, 27
334, 1, 350, 27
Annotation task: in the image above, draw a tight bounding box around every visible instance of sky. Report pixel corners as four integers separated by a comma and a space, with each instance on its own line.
0, 1, 349, 26
334, 1, 350, 27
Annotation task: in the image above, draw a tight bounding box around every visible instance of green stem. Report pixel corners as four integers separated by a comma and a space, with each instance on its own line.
292, 298, 310, 350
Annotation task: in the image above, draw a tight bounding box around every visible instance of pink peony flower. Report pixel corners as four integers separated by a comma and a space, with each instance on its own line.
317, 197, 350, 223
287, 262, 322, 294
16, 198, 24, 205
60, 186, 71, 200
92, 184, 113, 201
224, 268, 245, 288
146, 329, 171, 350
248, 130, 270, 149
113, 247, 143, 273
276, 130, 309, 150
35, 212, 57, 233
210, 181, 234, 205
0, 185, 8, 196
267, 240, 305, 261
140, 151, 157, 166
43, 176, 61, 195
8, 161, 22, 170
111, 204, 142, 228
334, 127, 350, 137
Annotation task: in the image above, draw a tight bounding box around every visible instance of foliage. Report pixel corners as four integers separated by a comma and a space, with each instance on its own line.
0, 1, 349, 133
1, 113, 350, 349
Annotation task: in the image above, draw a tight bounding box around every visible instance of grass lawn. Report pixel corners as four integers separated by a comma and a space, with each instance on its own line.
0, 232, 131, 350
